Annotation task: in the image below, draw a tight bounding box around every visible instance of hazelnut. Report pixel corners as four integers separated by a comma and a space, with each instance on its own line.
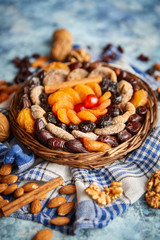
0, 113, 10, 142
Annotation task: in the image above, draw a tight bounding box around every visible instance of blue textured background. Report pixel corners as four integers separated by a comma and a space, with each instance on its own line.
0, 0, 160, 239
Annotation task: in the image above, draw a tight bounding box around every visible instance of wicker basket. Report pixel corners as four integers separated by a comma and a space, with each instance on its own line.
9, 66, 158, 169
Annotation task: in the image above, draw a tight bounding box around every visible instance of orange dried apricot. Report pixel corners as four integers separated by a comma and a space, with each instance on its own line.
67, 109, 81, 125
52, 100, 74, 114
130, 89, 148, 108
82, 137, 111, 152
97, 99, 111, 109
74, 84, 94, 102
31, 56, 50, 68
99, 91, 111, 104
17, 108, 35, 134
44, 62, 70, 72
77, 111, 97, 122
60, 87, 81, 104
48, 91, 73, 105
87, 109, 108, 117
86, 82, 102, 98
57, 109, 70, 125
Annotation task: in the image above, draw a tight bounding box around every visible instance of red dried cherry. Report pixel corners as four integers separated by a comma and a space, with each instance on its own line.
74, 103, 86, 113
84, 94, 99, 108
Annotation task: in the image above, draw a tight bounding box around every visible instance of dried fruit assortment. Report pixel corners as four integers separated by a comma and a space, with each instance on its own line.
16, 61, 148, 153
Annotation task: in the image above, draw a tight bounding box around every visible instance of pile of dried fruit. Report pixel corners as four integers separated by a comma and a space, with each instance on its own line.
16, 60, 148, 153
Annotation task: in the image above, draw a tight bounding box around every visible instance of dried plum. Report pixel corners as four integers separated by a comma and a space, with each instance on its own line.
100, 78, 117, 94
79, 120, 96, 132
108, 105, 123, 117
45, 112, 58, 125
65, 139, 88, 153
96, 113, 112, 128
111, 93, 122, 105
40, 92, 48, 104
117, 129, 132, 143
126, 122, 142, 135
68, 123, 79, 132
40, 103, 52, 112
98, 135, 118, 147
58, 122, 69, 132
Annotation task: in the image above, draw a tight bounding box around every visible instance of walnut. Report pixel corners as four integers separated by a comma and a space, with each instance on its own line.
145, 191, 160, 208
0, 113, 10, 142
145, 177, 154, 191
104, 181, 123, 201
68, 48, 91, 63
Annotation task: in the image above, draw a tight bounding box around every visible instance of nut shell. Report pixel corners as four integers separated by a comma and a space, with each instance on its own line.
0, 113, 10, 142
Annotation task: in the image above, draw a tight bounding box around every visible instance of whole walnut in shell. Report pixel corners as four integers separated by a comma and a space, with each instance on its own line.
0, 113, 10, 142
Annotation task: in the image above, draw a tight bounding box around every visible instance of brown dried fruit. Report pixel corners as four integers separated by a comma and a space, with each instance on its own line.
58, 185, 76, 194
0, 163, 12, 176
0, 113, 10, 142
23, 182, 39, 192
0, 195, 4, 201
32, 229, 53, 240
14, 187, 24, 198
2, 184, 17, 195
57, 202, 75, 216
48, 196, 66, 208
0, 93, 9, 104
68, 48, 91, 63
50, 216, 70, 226
52, 39, 72, 62
1, 175, 18, 184
0, 183, 8, 193
30, 200, 42, 214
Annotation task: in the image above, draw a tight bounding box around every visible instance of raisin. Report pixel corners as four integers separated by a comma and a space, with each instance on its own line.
45, 112, 58, 125
68, 123, 79, 132
37, 70, 45, 83
40, 103, 52, 112
32, 53, 40, 58
128, 113, 144, 123
117, 45, 124, 53
98, 135, 118, 147
111, 93, 122, 104
39, 92, 48, 104
102, 43, 113, 54
126, 122, 142, 135
79, 120, 96, 132
117, 129, 132, 143
146, 67, 155, 76
136, 106, 147, 116
58, 122, 69, 131
108, 105, 123, 117
100, 78, 118, 94
137, 54, 149, 62
117, 71, 128, 81
96, 113, 112, 128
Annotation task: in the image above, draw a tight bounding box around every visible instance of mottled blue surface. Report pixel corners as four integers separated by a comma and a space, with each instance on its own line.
0, 0, 160, 239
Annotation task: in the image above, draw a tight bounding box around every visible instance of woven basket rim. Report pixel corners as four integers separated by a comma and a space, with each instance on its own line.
9, 64, 158, 169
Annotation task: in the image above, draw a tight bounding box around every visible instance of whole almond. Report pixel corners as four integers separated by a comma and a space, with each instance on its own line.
0, 163, 12, 176
2, 184, 17, 195
0, 183, 8, 193
57, 202, 75, 216
14, 187, 24, 198
48, 196, 66, 208
1, 174, 18, 184
58, 185, 76, 195
0, 195, 4, 201
0, 199, 9, 208
50, 216, 70, 226
23, 182, 39, 192
31, 199, 42, 214
154, 63, 160, 71
32, 229, 53, 240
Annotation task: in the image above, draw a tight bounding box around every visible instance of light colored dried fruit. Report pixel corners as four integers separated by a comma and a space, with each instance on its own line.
95, 123, 126, 136
72, 130, 98, 140
43, 69, 68, 86
0, 113, 10, 142
23, 182, 39, 193
31, 105, 47, 125
2, 184, 17, 195
30, 86, 44, 105
112, 102, 135, 124
0, 183, 8, 193
118, 80, 133, 104
88, 66, 117, 82
32, 229, 53, 240
14, 187, 24, 198
68, 48, 91, 63
50, 216, 70, 226
0, 163, 12, 176
67, 68, 88, 81
1, 174, 18, 184
57, 202, 75, 216
46, 123, 74, 141
48, 196, 66, 208
59, 185, 76, 195
31, 199, 42, 214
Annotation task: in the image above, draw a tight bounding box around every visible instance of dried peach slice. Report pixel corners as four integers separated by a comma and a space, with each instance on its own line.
87, 109, 108, 117
77, 111, 97, 122
99, 91, 111, 104
67, 109, 81, 125
97, 99, 111, 109
57, 109, 70, 125
44, 62, 70, 72
60, 87, 81, 104
86, 82, 102, 98
74, 84, 95, 102
130, 89, 148, 108
82, 137, 111, 152
48, 91, 73, 105
52, 100, 74, 114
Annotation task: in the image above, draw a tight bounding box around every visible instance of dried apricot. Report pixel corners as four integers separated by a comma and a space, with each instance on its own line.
99, 91, 111, 104
97, 99, 111, 109
17, 108, 35, 134
44, 62, 70, 72
57, 109, 70, 125
31, 56, 50, 68
130, 89, 148, 108
48, 91, 73, 105
86, 82, 102, 98
77, 111, 97, 122
67, 109, 81, 124
60, 87, 81, 104
52, 100, 74, 114
82, 137, 111, 152
87, 109, 108, 117
74, 84, 95, 102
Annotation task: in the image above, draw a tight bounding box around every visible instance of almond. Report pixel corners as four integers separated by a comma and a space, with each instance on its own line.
23, 182, 39, 192
50, 216, 70, 226
0, 183, 8, 193
32, 229, 53, 240
0, 163, 12, 176
0, 195, 4, 201
14, 187, 24, 198
1, 174, 18, 184
58, 185, 76, 194
0, 199, 9, 208
30, 199, 42, 214
57, 202, 75, 216
154, 63, 160, 71
48, 196, 66, 208
2, 184, 17, 195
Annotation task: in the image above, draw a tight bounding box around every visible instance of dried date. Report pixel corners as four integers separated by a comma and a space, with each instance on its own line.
48, 138, 65, 150
65, 139, 88, 153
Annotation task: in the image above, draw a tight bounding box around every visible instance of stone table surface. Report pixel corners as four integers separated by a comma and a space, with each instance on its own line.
0, 0, 160, 239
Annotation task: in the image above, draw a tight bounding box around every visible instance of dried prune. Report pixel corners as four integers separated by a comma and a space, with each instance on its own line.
39, 92, 48, 104
97, 135, 118, 147
45, 112, 58, 125
96, 113, 112, 128
79, 120, 96, 132
111, 93, 122, 104
117, 129, 132, 143
36, 129, 53, 145
100, 78, 117, 94
128, 113, 143, 123
108, 105, 123, 117
58, 122, 69, 131
20, 93, 31, 109
40, 103, 52, 112
34, 118, 46, 133
68, 123, 79, 132
69, 62, 82, 71
126, 122, 141, 135
48, 137, 65, 150
136, 106, 147, 116
37, 70, 45, 83
65, 139, 88, 153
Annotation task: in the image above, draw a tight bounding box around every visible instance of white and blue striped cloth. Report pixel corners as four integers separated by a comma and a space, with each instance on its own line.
0, 51, 160, 234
